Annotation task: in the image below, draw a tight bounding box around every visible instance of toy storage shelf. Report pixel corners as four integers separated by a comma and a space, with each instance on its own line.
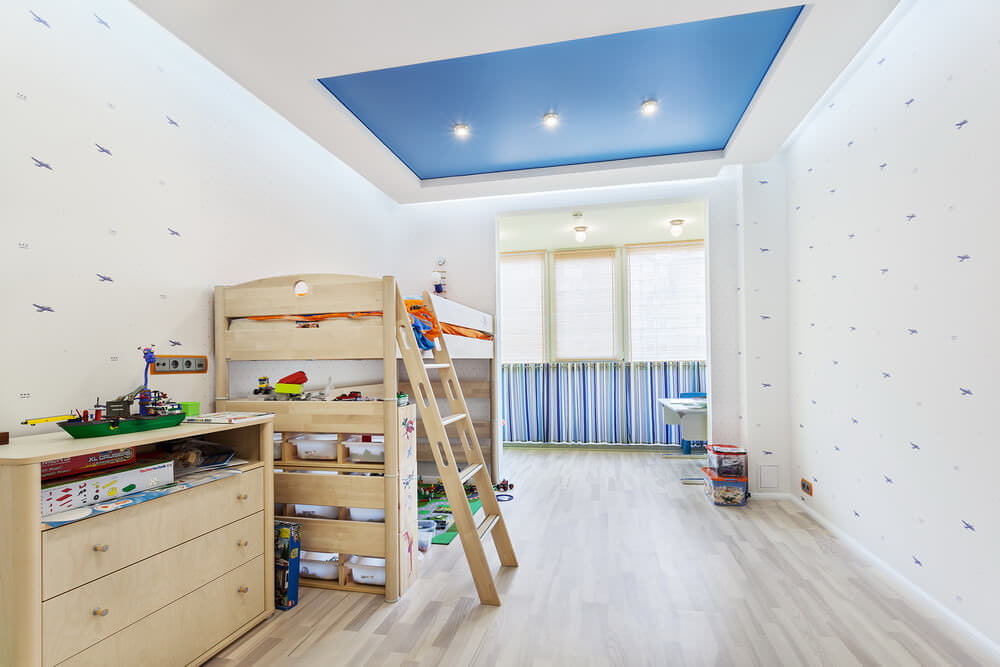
214, 273, 419, 602
0, 416, 275, 667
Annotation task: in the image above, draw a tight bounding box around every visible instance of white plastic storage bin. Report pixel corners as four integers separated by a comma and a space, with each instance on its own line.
417, 519, 436, 553
273, 432, 283, 460
349, 507, 385, 522
293, 433, 339, 459
343, 435, 385, 463
349, 556, 386, 586
299, 551, 339, 580
289, 504, 340, 519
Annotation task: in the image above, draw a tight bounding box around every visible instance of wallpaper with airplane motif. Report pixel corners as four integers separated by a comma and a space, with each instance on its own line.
785, 0, 999, 646
0, 0, 396, 436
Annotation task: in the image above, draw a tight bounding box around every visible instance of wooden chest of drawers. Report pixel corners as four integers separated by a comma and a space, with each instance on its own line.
0, 418, 275, 666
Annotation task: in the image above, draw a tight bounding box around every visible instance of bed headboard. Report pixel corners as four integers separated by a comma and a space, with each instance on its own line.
219, 273, 385, 318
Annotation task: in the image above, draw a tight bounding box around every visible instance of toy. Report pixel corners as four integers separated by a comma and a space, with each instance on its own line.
494, 479, 514, 492
253, 376, 274, 395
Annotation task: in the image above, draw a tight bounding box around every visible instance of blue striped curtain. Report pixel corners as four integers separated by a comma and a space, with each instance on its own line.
501, 361, 706, 444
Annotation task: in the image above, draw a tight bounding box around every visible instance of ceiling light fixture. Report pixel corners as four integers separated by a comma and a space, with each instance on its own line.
542, 112, 560, 129
572, 211, 586, 242
640, 99, 659, 115
452, 123, 470, 138
669, 218, 685, 238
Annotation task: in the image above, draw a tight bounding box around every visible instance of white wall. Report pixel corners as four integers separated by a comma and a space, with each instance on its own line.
396, 174, 748, 451
736, 161, 792, 493
785, 0, 1000, 646
0, 0, 399, 436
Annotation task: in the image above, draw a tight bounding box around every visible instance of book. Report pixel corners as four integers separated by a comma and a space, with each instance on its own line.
184, 411, 272, 424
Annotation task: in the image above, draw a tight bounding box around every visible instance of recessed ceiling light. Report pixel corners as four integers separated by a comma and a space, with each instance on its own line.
452, 123, 470, 138
669, 218, 685, 238
640, 99, 659, 116
542, 112, 560, 128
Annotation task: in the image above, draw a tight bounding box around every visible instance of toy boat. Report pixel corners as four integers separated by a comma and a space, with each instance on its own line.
57, 413, 185, 439
22, 345, 187, 439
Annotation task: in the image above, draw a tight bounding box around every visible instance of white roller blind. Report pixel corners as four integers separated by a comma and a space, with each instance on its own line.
553, 249, 617, 359
627, 242, 706, 361
499, 252, 546, 362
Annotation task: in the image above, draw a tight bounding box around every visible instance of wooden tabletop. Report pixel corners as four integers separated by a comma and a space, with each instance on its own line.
0, 416, 274, 464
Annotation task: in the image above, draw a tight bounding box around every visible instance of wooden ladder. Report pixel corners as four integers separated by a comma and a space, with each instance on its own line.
395, 289, 518, 606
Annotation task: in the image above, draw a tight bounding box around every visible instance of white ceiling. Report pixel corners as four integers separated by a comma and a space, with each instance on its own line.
498, 200, 706, 252
129, 0, 898, 204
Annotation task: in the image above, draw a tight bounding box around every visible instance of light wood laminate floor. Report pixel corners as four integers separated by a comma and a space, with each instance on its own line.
209, 450, 992, 666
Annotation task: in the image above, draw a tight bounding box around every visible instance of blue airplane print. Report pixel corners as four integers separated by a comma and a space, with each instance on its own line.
168, 340, 182, 346
95, 13, 110, 28
31, 157, 53, 170
879, 163, 888, 170
957, 255, 971, 262
30, 10, 50, 27
761, 450, 774, 455
851, 417, 859, 424
962, 520, 975, 532
32, 304, 54, 312
853, 510, 861, 517
758, 180, 769, 185
166, 116, 179, 127
847, 141, 854, 147
959, 387, 973, 396
761, 383, 772, 388
905, 98, 914, 106
907, 328, 919, 335
96, 273, 113, 282
955, 120, 968, 129
912, 556, 923, 567
760, 315, 772, 320
884, 475, 894, 484
905, 214, 917, 222
95, 144, 112, 156
760, 248, 771, 253
167, 227, 181, 236
910, 442, 920, 450
880, 268, 889, 275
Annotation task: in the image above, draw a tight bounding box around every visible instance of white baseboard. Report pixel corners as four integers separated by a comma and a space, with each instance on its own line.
788, 495, 1000, 661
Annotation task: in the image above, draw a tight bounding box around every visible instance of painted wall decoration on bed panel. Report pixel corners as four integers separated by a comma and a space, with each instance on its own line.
784, 0, 998, 647
1, 0, 399, 436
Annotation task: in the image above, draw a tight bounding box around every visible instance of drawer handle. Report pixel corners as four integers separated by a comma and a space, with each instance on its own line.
92, 608, 110, 617
237, 585, 250, 594
92, 544, 110, 553
237, 539, 249, 547
236, 493, 249, 500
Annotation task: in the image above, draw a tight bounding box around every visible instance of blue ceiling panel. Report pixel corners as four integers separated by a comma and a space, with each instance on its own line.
318, 6, 803, 180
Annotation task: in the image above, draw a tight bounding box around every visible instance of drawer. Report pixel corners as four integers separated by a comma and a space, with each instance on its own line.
43, 468, 264, 599
43, 512, 264, 665
58, 555, 266, 667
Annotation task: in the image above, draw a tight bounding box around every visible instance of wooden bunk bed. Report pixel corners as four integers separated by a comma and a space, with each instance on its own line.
212, 274, 498, 601
214, 274, 418, 601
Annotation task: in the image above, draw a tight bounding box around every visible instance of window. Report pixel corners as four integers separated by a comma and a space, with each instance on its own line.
553, 249, 617, 359
627, 243, 706, 361
499, 252, 545, 362
499, 242, 706, 362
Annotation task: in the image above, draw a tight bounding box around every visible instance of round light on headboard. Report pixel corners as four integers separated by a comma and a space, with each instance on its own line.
293, 280, 309, 297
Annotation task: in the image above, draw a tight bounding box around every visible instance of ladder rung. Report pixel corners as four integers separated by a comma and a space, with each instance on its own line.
477, 514, 500, 541
458, 463, 483, 484
440, 413, 467, 426
423, 363, 451, 369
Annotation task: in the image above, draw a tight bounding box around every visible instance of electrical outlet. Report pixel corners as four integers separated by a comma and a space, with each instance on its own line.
800, 478, 813, 496
150, 355, 207, 374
